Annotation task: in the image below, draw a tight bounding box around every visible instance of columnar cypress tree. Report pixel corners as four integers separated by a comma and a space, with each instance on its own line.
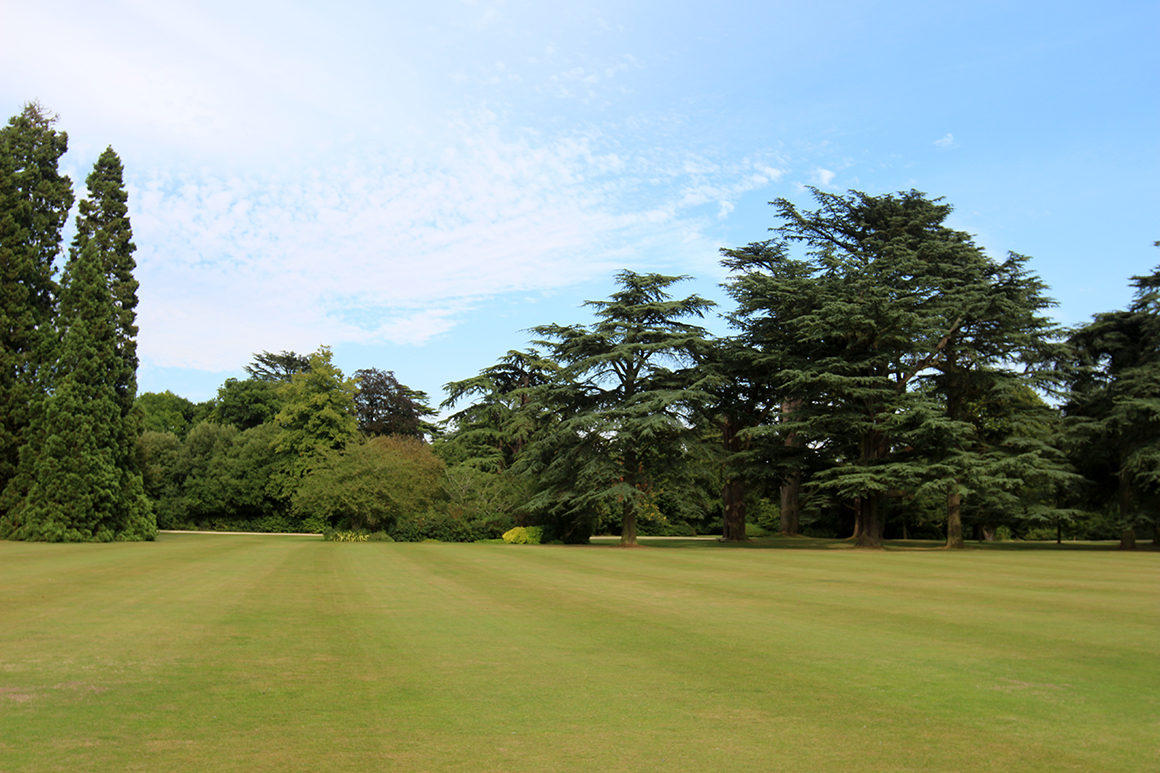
72, 147, 139, 414
0, 103, 73, 514
74, 148, 153, 538
1, 143, 154, 541
4, 239, 153, 540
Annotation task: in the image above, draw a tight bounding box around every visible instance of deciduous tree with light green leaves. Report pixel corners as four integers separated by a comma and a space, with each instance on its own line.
272, 347, 360, 492
293, 435, 445, 533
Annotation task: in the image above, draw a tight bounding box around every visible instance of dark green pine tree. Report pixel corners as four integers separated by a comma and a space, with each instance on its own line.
725, 188, 1069, 548
4, 238, 154, 540
0, 103, 74, 515
440, 349, 560, 472
72, 147, 140, 415
1064, 264, 1160, 548
520, 271, 716, 545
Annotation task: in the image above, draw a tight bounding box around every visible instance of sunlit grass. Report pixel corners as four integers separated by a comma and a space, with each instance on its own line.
2, 534, 1156, 772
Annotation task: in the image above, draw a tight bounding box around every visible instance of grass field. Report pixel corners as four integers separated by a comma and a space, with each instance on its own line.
1, 534, 1156, 772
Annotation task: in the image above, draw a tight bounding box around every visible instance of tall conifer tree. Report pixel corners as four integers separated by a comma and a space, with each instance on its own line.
0, 103, 73, 512
1, 145, 153, 540
4, 239, 153, 540
1064, 265, 1160, 547
521, 272, 716, 545
72, 147, 139, 414
725, 189, 1070, 548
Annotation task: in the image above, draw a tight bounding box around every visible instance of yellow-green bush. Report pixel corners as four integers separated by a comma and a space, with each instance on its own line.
502, 526, 543, 545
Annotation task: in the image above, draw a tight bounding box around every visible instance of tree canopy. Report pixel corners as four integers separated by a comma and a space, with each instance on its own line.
519, 271, 716, 545
724, 188, 1072, 547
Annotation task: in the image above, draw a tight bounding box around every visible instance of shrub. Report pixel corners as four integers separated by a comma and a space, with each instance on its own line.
391, 510, 478, 542
322, 530, 394, 542
293, 435, 445, 532
325, 531, 369, 542
502, 526, 543, 545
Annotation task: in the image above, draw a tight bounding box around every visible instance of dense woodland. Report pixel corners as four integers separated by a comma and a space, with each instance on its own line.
2, 103, 1157, 547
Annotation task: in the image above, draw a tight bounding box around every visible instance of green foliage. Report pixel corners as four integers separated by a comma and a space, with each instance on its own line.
272, 346, 359, 489
502, 525, 543, 544
136, 391, 208, 437
138, 430, 182, 502
245, 350, 311, 381
723, 188, 1069, 548
439, 349, 559, 472
354, 367, 435, 438
0, 103, 74, 510
2, 239, 153, 540
212, 378, 281, 430
1064, 266, 1160, 519
292, 435, 445, 533
72, 146, 140, 416
440, 463, 528, 535
390, 510, 478, 542
520, 271, 716, 545
143, 421, 288, 530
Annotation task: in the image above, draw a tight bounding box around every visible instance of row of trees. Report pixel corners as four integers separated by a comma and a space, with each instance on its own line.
0, 103, 152, 541
3, 103, 1154, 545
135, 348, 521, 540
436, 190, 1158, 548
113, 189, 1160, 548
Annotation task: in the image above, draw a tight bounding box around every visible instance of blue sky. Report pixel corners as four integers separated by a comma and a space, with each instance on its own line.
3, 0, 1157, 406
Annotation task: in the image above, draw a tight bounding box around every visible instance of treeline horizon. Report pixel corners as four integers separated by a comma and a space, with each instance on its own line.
3, 102, 1157, 547
134, 224, 1159, 548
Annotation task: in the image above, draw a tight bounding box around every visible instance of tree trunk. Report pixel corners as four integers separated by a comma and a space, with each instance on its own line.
1117, 485, 1135, 550
853, 426, 887, 548
780, 470, 800, 535
854, 494, 884, 548
620, 497, 638, 546
722, 478, 747, 541
779, 401, 802, 535
1056, 518, 1062, 545
945, 483, 964, 549
720, 414, 748, 541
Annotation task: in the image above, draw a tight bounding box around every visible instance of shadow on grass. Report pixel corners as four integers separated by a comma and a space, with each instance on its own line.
587, 534, 1158, 552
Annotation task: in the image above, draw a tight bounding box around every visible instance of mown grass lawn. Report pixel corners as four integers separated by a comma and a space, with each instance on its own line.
1, 534, 1156, 772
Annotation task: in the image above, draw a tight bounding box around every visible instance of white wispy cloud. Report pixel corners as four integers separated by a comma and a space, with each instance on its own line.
811, 168, 836, 187
3, 1, 789, 377
935, 133, 957, 149
130, 115, 782, 371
